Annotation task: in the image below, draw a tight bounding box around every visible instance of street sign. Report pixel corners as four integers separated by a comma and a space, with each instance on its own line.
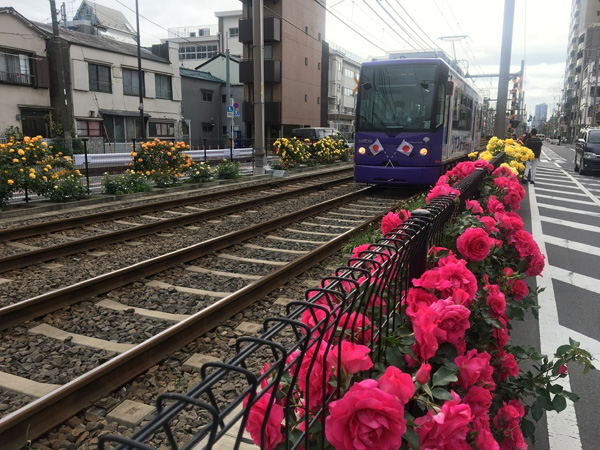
233, 102, 240, 109
234, 110, 240, 117
227, 106, 234, 113
227, 112, 234, 118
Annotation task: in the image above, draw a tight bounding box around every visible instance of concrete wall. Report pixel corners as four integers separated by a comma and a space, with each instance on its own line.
0, 12, 50, 134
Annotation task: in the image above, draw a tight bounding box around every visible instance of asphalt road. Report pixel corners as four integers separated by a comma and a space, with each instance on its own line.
511, 142, 600, 450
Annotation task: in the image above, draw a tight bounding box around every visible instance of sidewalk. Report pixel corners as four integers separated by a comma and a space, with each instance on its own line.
512, 143, 600, 450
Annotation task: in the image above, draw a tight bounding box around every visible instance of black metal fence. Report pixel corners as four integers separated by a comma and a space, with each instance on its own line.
97, 154, 503, 450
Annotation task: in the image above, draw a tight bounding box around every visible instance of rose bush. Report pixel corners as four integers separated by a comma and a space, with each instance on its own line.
242, 141, 594, 450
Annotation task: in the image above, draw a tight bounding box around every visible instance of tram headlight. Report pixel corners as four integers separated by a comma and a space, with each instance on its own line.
358, 147, 367, 154
419, 148, 428, 156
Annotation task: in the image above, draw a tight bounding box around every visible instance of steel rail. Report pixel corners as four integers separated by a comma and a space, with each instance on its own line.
0, 176, 354, 274
0, 167, 352, 242
0, 187, 409, 450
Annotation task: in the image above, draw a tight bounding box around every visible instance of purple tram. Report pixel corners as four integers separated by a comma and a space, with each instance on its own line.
353, 58, 482, 186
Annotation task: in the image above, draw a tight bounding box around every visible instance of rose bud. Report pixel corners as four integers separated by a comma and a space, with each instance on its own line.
415, 363, 431, 385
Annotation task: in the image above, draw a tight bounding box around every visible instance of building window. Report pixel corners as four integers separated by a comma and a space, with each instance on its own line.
229, 27, 239, 37
202, 90, 213, 102
318, 62, 321, 70
305, 26, 309, 34
202, 124, 214, 132
264, 45, 273, 60
0, 50, 33, 86
222, 94, 226, 103
317, 97, 320, 104
198, 28, 210, 36
222, 126, 227, 135
89, 63, 111, 93
77, 120, 101, 137
178, 45, 218, 60
318, 32, 321, 41
344, 68, 355, 78
343, 87, 353, 96
149, 122, 174, 137
123, 69, 142, 96
155, 74, 172, 99
305, 57, 308, 66
305, 94, 308, 102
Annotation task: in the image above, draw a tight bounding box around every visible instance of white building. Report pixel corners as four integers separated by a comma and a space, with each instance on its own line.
0, 7, 51, 137
165, 10, 243, 70
328, 43, 362, 138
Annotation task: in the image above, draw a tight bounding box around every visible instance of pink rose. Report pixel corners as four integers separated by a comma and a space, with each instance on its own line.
381, 211, 403, 235
474, 159, 494, 171
526, 252, 545, 277
301, 305, 334, 341
436, 262, 479, 300
338, 311, 373, 344
327, 341, 373, 376
487, 195, 505, 214
465, 199, 484, 214
409, 304, 443, 361
494, 350, 519, 382
510, 279, 529, 301
455, 349, 495, 391
463, 386, 492, 421
415, 362, 431, 385
493, 325, 510, 348
474, 426, 499, 450
298, 341, 333, 410
430, 299, 471, 345
510, 230, 539, 258
558, 364, 569, 375
405, 287, 439, 312
478, 215, 499, 234
415, 391, 473, 448
426, 183, 460, 204
495, 211, 524, 231
378, 366, 414, 405
457, 227, 492, 261
485, 284, 506, 318
244, 393, 284, 450
325, 379, 406, 450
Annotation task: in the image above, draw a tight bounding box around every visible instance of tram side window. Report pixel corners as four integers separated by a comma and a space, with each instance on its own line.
435, 81, 445, 128
453, 92, 473, 131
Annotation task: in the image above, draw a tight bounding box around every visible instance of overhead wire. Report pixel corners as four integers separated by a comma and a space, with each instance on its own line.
361, 0, 418, 50
378, 0, 431, 50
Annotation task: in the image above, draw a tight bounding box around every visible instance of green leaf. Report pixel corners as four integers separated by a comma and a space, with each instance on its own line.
431, 387, 454, 401
521, 418, 536, 440
553, 394, 567, 412
432, 366, 458, 387
569, 337, 580, 348
555, 345, 572, 356
547, 383, 564, 394
403, 427, 420, 450
531, 400, 544, 421
562, 390, 580, 402
422, 383, 433, 398
386, 347, 406, 368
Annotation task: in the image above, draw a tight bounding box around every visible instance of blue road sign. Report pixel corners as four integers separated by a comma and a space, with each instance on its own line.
227, 106, 234, 113
234, 110, 240, 117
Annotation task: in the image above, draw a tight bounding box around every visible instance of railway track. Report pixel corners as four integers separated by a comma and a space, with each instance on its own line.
0, 182, 418, 449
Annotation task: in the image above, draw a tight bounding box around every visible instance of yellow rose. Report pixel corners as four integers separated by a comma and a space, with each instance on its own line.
7, 179, 14, 185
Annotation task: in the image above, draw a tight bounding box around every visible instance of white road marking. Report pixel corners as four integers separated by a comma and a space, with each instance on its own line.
529, 184, 583, 450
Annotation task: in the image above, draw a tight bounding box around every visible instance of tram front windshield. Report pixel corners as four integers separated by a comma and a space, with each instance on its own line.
357, 64, 440, 134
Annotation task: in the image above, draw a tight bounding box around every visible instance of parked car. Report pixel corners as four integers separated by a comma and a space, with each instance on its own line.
537, 133, 545, 141
575, 128, 600, 174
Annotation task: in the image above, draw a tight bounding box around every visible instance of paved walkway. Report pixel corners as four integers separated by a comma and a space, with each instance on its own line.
513, 142, 600, 450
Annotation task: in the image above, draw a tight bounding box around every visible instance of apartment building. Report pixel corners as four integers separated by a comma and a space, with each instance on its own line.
238, 0, 327, 144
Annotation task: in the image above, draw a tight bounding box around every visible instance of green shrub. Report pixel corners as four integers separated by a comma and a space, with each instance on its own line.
187, 161, 212, 183
101, 171, 152, 195
214, 159, 241, 179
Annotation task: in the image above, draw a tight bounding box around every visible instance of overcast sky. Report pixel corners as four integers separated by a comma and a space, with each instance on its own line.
16, 0, 571, 119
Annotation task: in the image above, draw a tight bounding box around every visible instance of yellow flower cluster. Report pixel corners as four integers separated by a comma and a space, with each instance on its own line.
273, 137, 311, 167
129, 138, 191, 188
470, 136, 533, 175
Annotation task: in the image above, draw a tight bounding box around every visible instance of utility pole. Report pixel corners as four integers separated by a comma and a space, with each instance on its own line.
252, 0, 265, 175
226, 31, 233, 160
49, 0, 73, 153
135, 0, 145, 140
593, 53, 599, 126
494, 0, 515, 138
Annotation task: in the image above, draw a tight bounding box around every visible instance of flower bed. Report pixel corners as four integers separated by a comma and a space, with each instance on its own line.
241, 147, 594, 449
99, 140, 594, 450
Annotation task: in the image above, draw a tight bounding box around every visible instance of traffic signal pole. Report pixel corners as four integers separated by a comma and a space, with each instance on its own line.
494, 0, 515, 139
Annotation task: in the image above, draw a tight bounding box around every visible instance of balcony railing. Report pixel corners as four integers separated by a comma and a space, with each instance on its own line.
0, 71, 33, 86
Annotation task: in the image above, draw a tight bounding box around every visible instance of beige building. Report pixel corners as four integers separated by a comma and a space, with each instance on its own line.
0, 8, 51, 137
239, 0, 327, 143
